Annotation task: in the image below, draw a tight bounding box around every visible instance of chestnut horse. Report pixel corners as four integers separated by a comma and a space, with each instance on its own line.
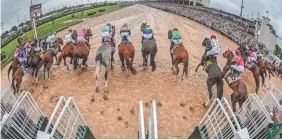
11, 67, 24, 94
168, 30, 189, 80
222, 50, 248, 112
118, 43, 137, 75
36, 38, 62, 80
73, 28, 92, 70
57, 30, 78, 70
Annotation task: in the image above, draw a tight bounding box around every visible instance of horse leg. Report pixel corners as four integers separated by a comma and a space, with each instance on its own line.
47, 61, 53, 79
95, 61, 101, 93
170, 53, 173, 66
43, 63, 46, 80
150, 53, 156, 72
254, 74, 259, 94
195, 63, 201, 72
104, 63, 109, 93
63, 56, 69, 70
70, 55, 73, 64
231, 94, 237, 112
216, 77, 223, 100
142, 51, 147, 66
119, 53, 125, 70
131, 51, 135, 65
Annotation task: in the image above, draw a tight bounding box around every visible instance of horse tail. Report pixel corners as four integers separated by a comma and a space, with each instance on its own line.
216, 76, 224, 100
8, 65, 13, 83
73, 53, 78, 70
124, 50, 137, 75
183, 58, 189, 77
11, 75, 16, 94
260, 70, 265, 87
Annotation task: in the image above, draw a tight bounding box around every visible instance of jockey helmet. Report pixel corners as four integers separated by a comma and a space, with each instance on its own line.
145, 24, 150, 28
173, 28, 178, 31
235, 49, 241, 55
211, 34, 216, 39
122, 23, 128, 28
106, 23, 111, 26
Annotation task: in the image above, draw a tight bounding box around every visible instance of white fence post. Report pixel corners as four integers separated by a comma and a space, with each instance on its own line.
148, 101, 158, 139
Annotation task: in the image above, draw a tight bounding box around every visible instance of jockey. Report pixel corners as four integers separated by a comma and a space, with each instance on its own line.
64, 29, 75, 44
170, 28, 182, 54
77, 29, 90, 46
24, 39, 32, 56
246, 48, 257, 65
34, 38, 44, 53
46, 32, 57, 49
231, 50, 245, 73
142, 24, 155, 43
101, 23, 112, 44
202, 34, 220, 64
119, 23, 132, 44
17, 47, 28, 75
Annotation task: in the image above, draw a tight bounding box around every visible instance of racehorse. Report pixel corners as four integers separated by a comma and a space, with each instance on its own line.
11, 67, 24, 95
168, 30, 189, 80
36, 38, 62, 80
141, 38, 158, 71
57, 30, 78, 70
8, 44, 36, 83
94, 42, 112, 95
195, 38, 217, 72
257, 57, 274, 79
237, 47, 265, 94
118, 43, 137, 75
222, 49, 248, 112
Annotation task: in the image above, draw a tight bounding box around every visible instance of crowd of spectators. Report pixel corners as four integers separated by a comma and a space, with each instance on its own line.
146, 3, 261, 49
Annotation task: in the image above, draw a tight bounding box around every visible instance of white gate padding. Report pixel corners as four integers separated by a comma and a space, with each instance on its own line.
1, 91, 45, 139
261, 88, 282, 123
138, 101, 145, 139
197, 97, 249, 139
1, 88, 17, 122
49, 97, 93, 139
147, 101, 158, 139
236, 94, 273, 139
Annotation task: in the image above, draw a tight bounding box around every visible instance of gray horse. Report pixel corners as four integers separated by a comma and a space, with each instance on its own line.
94, 43, 112, 96
142, 39, 158, 71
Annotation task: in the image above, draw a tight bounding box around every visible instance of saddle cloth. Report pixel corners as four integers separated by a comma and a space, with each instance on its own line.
224, 69, 242, 85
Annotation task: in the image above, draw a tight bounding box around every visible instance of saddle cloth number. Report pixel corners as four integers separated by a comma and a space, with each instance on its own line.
226, 72, 241, 85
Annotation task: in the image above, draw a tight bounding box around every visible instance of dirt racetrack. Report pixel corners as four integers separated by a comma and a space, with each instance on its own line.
1, 4, 282, 138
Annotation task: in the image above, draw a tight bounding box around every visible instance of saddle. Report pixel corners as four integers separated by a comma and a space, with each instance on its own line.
35, 51, 44, 59
224, 69, 242, 85
203, 55, 217, 72
121, 37, 130, 44
103, 38, 115, 52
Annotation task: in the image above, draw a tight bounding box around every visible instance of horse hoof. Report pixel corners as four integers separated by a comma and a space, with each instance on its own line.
91, 98, 95, 102
122, 68, 126, 71
104, 88, 108, 93
204, 99, 209, 107
96, 87, 99, 93
110, 67, 114, 70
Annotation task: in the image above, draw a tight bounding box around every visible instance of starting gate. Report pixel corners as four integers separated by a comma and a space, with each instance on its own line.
147, 101, 158, 139
138, 101, 145, 139
236, 94, 272, 139
44, 97, 95, 139
1, 91, 46, 139
1, 88, 17, 122
190, 97, 249, 139
261, 88, 282, 123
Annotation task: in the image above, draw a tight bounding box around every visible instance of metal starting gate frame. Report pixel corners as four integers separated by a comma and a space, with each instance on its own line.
45, 97, 95, 139
138, 101, 145, 139
196, 97, 249, 139
236, 94, 273, 139
0, 91, 45, 139
147, 101, 158, 139
1, 88, 17, 122
138, 101, 158, 139
261, 88, 282, 123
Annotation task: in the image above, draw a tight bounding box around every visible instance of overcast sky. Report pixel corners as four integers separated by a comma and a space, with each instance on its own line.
1, 0, 281, 46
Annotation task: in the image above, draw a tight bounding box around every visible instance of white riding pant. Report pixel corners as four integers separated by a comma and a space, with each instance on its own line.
143, 33, 153, 39
64, 34, 75, 44
231, 65, 244, 72
207, 48, 220, 57
77, 36, 87, 43
120, 32, 131, 43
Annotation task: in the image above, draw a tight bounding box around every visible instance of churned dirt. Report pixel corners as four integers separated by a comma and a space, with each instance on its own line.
1, 4, 282, 138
